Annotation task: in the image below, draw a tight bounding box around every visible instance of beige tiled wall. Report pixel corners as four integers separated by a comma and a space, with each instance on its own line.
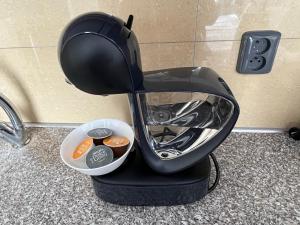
0, 0, 299, 128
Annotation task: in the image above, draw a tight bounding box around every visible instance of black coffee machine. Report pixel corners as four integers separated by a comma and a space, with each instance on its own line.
58, 12, 239, 206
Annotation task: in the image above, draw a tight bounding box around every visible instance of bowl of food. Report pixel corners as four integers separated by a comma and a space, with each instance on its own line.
60, 119, 134, 176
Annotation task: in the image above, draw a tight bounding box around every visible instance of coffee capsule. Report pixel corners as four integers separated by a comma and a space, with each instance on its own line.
86, 145, 114, 168
87, 128, 113, 145
103, 136, 129, 157
72, 137, 94, 160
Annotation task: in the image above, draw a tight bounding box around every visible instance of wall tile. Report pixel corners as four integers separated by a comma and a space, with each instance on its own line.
0, 0, 113, 48
140, 43, 194, 71
196, 0, 300, 41
112, 0, 198, 43
0, 0, 198, 48
194, 39, 300, 128
0, 47, 131, 123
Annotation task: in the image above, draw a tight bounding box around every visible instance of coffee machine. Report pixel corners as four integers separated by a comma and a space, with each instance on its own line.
58, 12, 239, 205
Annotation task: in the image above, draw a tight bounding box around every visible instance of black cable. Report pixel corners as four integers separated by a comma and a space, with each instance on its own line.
208, 152, 220, 193
289, 127, 300, 140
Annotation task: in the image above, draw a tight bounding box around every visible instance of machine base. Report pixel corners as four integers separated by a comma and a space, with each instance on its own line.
92, 148, 211, 206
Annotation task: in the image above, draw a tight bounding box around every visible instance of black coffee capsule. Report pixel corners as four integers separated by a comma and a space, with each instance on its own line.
86, 145, 114, 169
87, 128, 113, 145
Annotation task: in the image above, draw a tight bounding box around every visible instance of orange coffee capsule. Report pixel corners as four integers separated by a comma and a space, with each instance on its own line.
72, 137, 94, 160
103, 136, 129, 157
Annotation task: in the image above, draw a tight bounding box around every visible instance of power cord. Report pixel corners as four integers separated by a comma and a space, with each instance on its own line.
289, 127, 300, 140
208, 152, 220, 193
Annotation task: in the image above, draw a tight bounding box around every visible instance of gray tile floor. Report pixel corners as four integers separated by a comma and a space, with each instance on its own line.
0, 128, 299, 225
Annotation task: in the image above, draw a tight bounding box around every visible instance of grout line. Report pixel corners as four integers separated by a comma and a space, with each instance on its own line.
24, 122, 286, 133
24, 122, 81, 128
232, 127, 285, 133
0, 37, 298, 50
140, 39, 242, 44
277, 37, 300, 40
0, 45, 56, 50
193, 0, 201, 66
140, 41, 195, 44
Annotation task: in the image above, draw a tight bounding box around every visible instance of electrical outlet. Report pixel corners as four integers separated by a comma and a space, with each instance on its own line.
247, 56, 265, 71
236, 31, 281, 74
251, 38, 270, 54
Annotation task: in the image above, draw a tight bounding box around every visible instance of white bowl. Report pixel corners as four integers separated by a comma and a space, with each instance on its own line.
60, 119, 134, 176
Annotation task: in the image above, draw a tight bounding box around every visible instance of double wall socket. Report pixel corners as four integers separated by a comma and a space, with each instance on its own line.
236, 30, 281, 74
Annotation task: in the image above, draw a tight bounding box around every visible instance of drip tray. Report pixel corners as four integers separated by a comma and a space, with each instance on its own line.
91, 143, 211, 206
